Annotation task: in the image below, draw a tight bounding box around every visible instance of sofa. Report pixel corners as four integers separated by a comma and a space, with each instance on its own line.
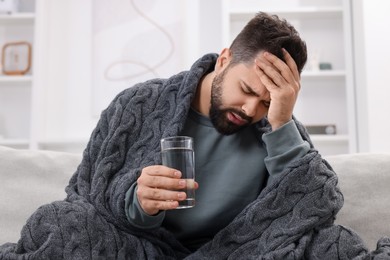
0, 145, 389, 251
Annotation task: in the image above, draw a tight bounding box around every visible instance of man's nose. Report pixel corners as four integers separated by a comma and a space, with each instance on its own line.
241, 99, 258, 118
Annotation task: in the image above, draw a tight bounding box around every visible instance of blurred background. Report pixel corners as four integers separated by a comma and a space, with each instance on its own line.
0, 0, 389, 155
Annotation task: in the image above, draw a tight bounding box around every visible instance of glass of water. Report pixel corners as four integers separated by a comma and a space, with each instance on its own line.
160, 136, 195, 209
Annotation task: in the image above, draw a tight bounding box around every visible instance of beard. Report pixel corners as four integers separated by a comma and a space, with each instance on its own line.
209, 68, 253, 135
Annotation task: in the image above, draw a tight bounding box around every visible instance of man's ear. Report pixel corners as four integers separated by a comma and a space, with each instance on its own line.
215, 48, 232, 73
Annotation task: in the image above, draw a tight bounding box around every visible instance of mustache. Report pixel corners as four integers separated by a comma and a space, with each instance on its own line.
226, 108, 253, 124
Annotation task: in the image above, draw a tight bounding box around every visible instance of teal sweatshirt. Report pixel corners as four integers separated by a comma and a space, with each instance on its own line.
125, 108, 310, 250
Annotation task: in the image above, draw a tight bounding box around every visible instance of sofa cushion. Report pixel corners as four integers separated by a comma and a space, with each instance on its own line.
0, 145, 82, 244
326, 153, 390, 250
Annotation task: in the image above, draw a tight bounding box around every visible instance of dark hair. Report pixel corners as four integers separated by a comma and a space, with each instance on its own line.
229, 12, 307, 73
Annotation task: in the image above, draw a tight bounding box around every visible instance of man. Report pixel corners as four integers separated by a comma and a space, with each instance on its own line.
1, 12, 388, 259
127, 12, 310, 251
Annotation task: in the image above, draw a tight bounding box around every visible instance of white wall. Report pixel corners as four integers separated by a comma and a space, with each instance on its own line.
353, 0, 390, 153
36, 0, 197, 151
34, 0, 96, 145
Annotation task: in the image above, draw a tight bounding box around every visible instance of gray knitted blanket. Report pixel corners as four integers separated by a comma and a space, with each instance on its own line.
1, 54, 389, 259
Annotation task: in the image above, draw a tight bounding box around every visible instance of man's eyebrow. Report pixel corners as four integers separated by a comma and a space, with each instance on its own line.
242, 81, 260, 97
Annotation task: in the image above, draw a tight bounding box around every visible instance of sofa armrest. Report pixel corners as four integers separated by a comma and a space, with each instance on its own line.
326, 153, 390, 250
0, 145, 82, 244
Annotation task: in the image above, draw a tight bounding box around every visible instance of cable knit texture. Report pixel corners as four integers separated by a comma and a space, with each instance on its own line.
1, 54, 389, 259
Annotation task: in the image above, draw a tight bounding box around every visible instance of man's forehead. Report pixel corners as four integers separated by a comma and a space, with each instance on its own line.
238, 60, 270, 98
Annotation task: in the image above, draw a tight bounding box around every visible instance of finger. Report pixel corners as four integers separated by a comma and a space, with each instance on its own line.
193, 181, 199, 190
142, 165, 182, 178
138, 175, 186, 191
140, 198, 179, 213
262, 51, 296, 87
282, 48, 300, 82
141, 186, 186, 202
136, 186, 184, 214
255, 58, 286, 90
147, 200, 179, 211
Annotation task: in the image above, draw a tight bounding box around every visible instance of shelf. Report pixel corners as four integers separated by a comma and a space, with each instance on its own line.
310, 135, 349, 143
0, 138, 29, 147
230, 7, 343, 21
301, 70, 346, 79
0, 1, 37, 152
0, 13, 35, 24
0, 75, 33, 84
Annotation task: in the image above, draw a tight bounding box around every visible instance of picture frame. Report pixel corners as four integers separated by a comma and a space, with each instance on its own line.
1, 41, 32, 75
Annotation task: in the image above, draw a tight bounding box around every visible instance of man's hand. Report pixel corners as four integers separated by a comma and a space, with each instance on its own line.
136, 165, 199, 215
255, 49, 301, 130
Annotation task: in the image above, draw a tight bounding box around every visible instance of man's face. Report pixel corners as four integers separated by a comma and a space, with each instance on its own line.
209, 61, 271, 135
